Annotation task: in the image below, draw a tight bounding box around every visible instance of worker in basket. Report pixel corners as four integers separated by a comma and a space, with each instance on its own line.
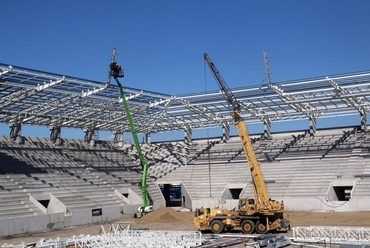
110, 62, 124, 78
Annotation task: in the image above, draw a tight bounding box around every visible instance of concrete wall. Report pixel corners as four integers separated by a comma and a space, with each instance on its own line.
0, 213, 64, 237
0, 204, 142, 237
1, 195, 369, 237
220, 185, 233, 204
149, 183, 166, 209
282, 196, 370, 212
188, 195, 370, 213
191, 198, 221, 211
181, 183, 192, 209
48, 194, 67, 214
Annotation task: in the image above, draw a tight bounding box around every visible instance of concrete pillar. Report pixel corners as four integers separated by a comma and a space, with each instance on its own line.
145, 133, 151, 144
113, 131, 123, 146
50, 125, 61, 145
84, 128, 95, 147
309, 116, 316, 136
222, 122, 230, 143
9, 121, 22, 144
263, 119, 271, 139
360, 111, 367, 132
184, 125, 192, 144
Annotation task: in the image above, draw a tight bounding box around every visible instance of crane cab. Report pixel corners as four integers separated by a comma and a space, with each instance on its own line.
193, 207, 211, 229
238, 198, 258, 215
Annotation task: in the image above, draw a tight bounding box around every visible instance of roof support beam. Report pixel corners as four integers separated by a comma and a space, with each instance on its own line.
175, 97, 226, 123
327, 76, 368, 131
326, 76, 367, 114
236, 100, 275, 128
0, 66, 12, 76
270, 84, 318, 116
0, 77, 65, 109
146, 98, 174, 133
95, 114, 126, 130
271, 84, 321, 135
36, 76, 65, 91
22, 85, 107, 123
117, 91, 143, 103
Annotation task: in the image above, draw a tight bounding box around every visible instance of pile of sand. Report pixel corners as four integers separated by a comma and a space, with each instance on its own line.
136, 207, 193, 224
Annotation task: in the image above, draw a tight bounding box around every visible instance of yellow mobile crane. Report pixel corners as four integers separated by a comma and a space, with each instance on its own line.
193, 53, 290, 234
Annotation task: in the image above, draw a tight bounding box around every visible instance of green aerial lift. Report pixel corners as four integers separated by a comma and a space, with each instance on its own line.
108, 48, 152, 218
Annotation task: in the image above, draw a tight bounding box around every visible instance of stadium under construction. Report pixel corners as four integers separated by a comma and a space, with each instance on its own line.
1, 60, 370, 239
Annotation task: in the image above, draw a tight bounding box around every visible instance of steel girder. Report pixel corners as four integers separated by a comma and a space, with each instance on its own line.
292, 226, 370, 244
1, 63, 370, 134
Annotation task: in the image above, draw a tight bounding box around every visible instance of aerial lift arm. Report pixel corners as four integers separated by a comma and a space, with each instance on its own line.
113, 77, 149, 210
108, 49, 150, 216
204, 53, 270, 208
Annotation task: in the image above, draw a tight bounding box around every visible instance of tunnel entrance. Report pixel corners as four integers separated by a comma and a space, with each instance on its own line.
160, 183, 182, 207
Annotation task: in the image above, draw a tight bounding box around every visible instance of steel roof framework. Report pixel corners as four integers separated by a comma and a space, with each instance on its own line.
1, 63, 370, 135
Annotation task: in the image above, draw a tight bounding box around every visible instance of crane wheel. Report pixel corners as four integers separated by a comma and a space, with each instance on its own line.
241, 220, 255, 234
211, 220, 224, 234
256, 220, 268, 234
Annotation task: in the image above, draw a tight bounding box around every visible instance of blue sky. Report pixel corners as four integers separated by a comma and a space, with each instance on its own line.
1, 1, 370, 141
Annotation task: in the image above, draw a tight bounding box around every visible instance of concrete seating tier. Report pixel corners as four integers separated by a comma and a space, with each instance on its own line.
0, 136, 153, 216
0, 188, 44, 219
353, 179, 370, 197
0, 126, 369, 221
166, 127, 368, 201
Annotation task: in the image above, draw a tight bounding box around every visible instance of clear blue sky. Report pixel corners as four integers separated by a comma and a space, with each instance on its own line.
1, 1, 370, 140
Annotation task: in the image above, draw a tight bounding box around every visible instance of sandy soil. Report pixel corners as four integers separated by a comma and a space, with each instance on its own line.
1, 208, 370, 246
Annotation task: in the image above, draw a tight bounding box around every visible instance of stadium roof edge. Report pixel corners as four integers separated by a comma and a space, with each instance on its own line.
1, 62, 370, 136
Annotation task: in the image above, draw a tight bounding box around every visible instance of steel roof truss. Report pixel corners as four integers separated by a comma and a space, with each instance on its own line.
36, 76, 65, 91
175, 97, 226, 123
0, 66, 13, 76
326, 76, 368, 114
22, 85, 107, 122
270, 84, 321, 118
117, 91, 143, 103
146, 98, 174, 133
0, 76, 65, 109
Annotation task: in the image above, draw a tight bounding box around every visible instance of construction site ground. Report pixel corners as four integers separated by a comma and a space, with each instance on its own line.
1, 208, 370, 247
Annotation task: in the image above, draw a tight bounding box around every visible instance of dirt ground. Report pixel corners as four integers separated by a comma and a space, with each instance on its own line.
1, 208, 370, 246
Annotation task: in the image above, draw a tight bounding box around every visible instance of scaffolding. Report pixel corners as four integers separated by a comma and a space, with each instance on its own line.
292, 226, 370, 244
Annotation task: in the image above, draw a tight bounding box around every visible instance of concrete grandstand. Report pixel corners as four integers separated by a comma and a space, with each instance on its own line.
1, 63, 370, 236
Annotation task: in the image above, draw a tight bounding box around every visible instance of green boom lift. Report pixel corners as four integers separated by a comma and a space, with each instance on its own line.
108, 48, 152, 218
